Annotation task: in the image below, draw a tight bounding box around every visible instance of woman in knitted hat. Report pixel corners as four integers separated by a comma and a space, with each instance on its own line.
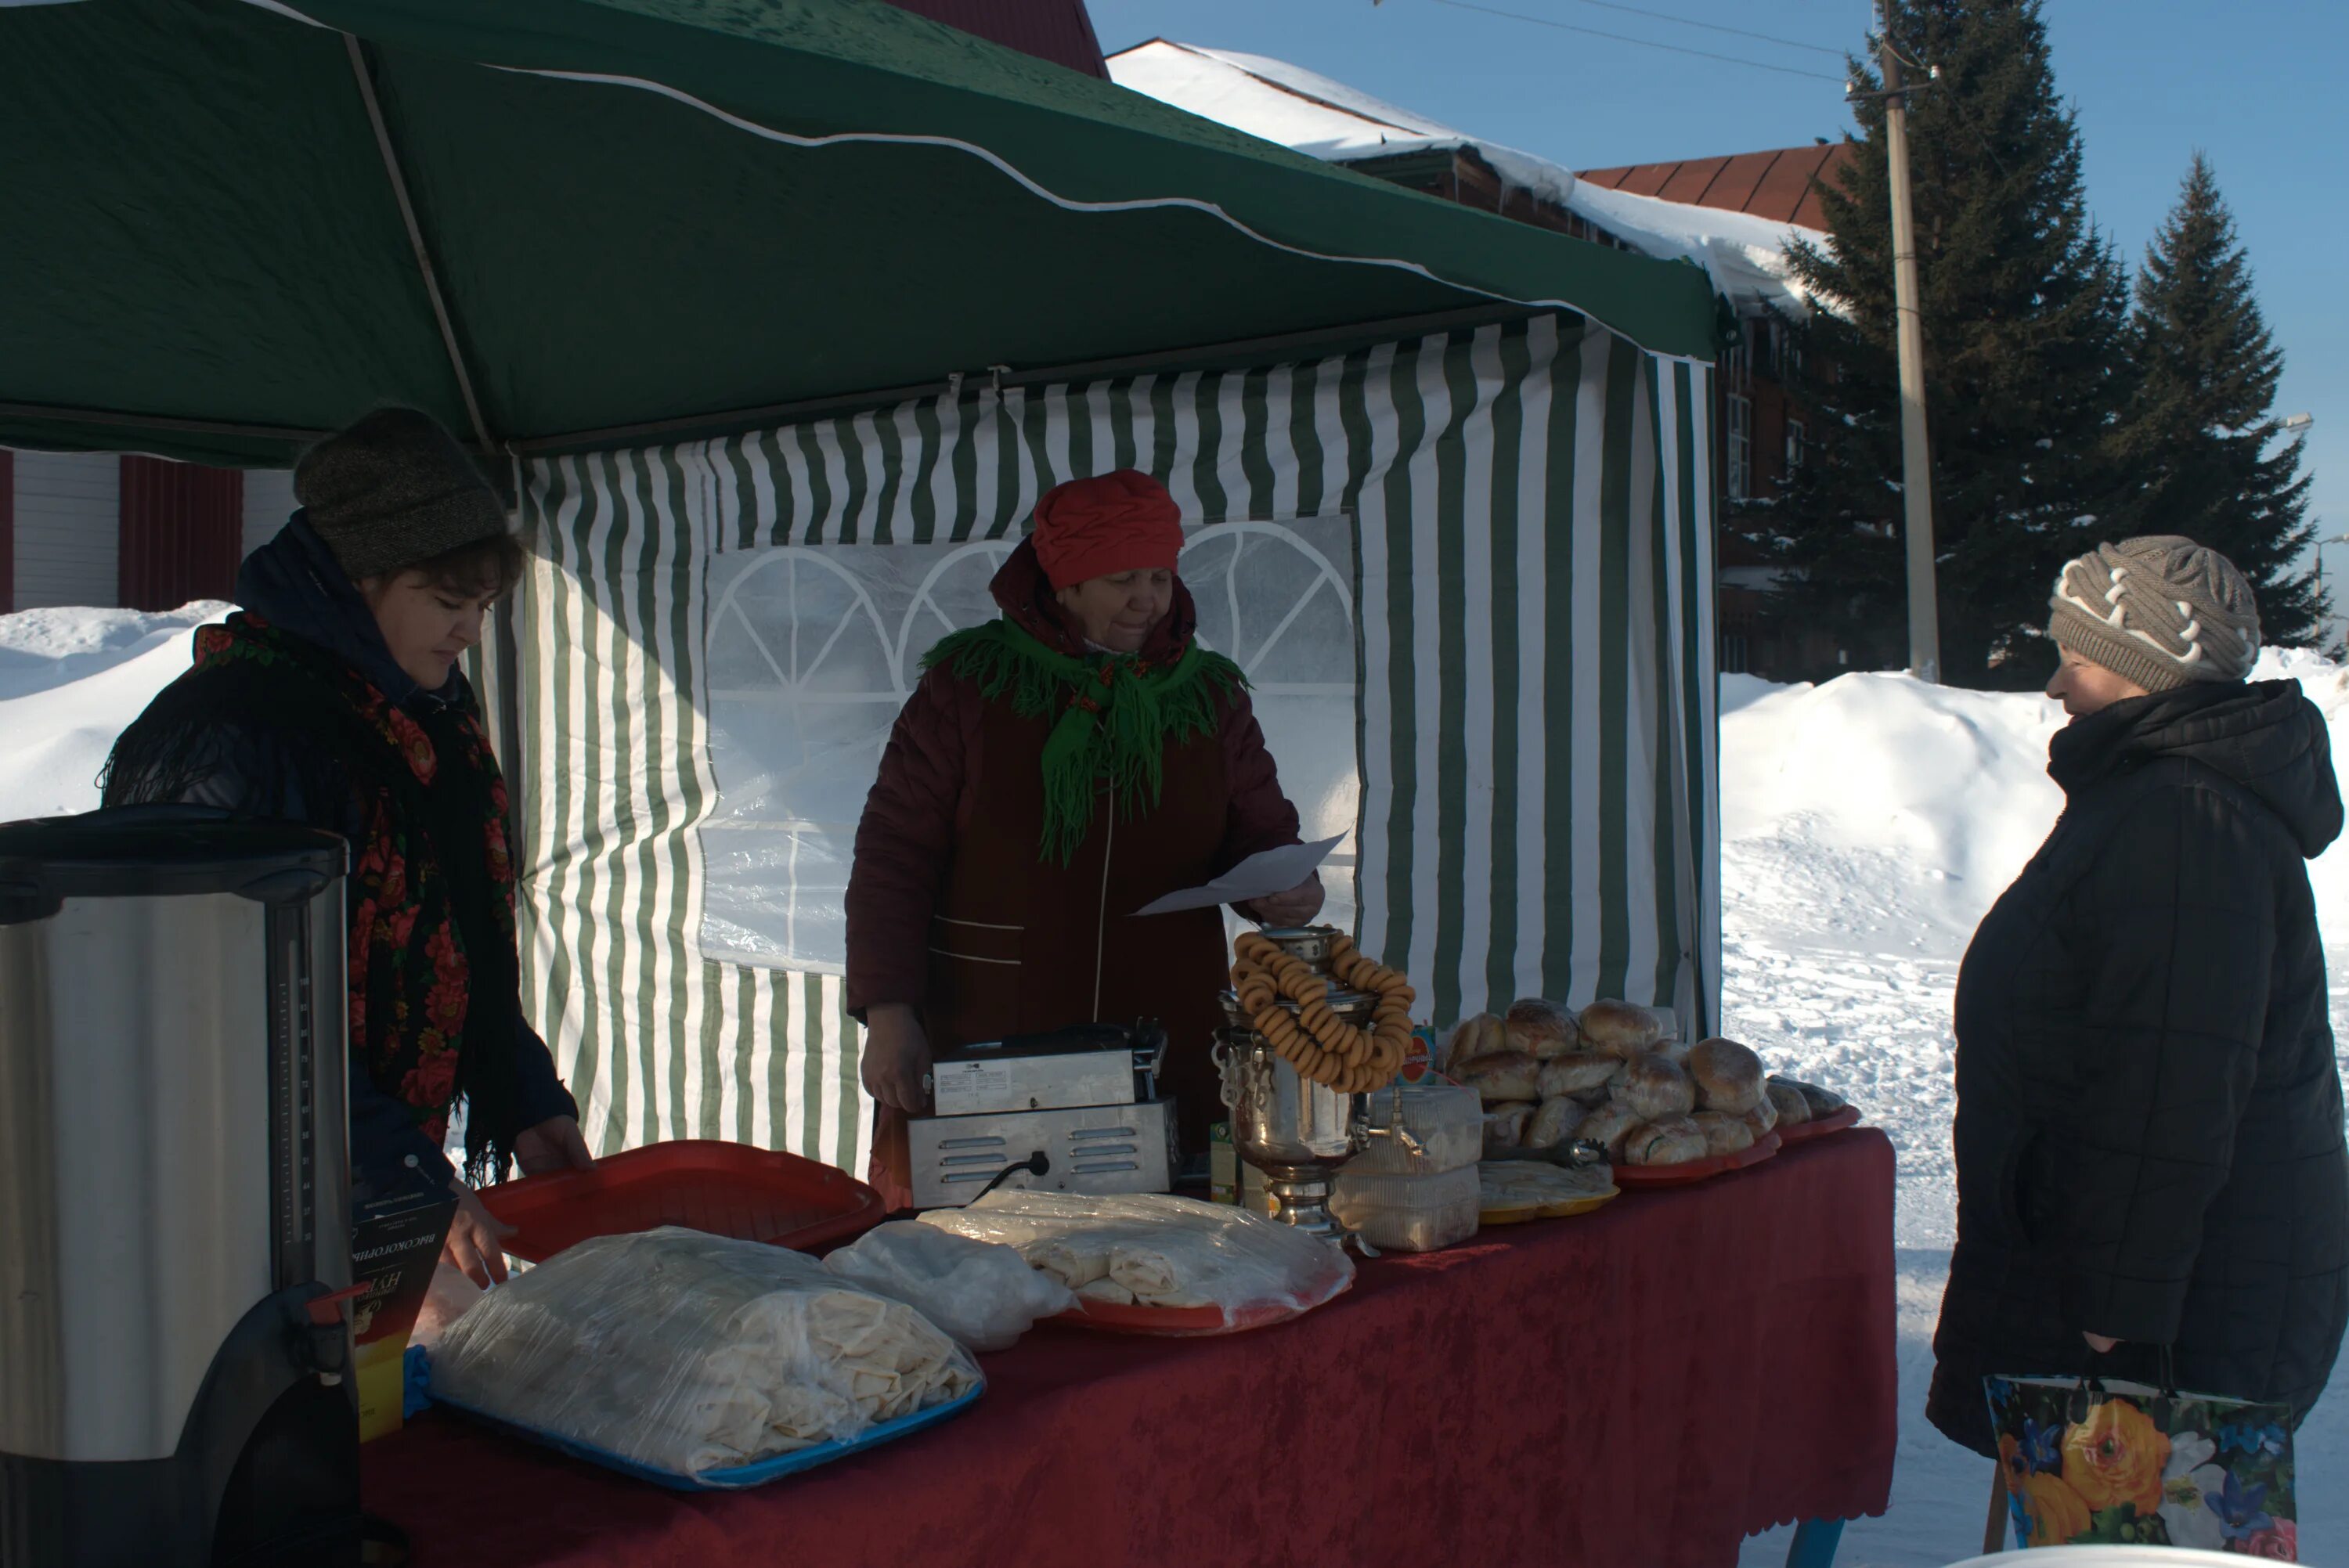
845, 470, 1319, 1202
103, 408, 592, 1287
1930, 535, 2349, 1540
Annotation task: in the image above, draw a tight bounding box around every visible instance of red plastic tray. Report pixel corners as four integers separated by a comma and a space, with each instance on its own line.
1775, 1104, 1862, 1145
1612, 1130, 1782, 1189
480, 1140, 886, 1263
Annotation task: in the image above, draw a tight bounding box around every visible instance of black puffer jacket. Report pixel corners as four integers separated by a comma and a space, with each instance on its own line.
1929, 679, 2349, 1456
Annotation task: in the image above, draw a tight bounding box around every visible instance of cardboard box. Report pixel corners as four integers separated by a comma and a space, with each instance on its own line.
349, 1180, 456, 1442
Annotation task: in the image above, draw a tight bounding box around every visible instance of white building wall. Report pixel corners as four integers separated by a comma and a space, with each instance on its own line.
242, 469, 297, 561
10, 450, 119, 609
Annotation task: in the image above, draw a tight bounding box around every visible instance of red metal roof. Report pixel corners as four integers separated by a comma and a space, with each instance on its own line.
882, 0, 1109, 78
1576, 143, 1853, 230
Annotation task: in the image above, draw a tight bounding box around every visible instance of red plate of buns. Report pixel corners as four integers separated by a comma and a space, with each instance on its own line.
1773, 1105, 1861, 1145
1611, 1130, 1781, 1189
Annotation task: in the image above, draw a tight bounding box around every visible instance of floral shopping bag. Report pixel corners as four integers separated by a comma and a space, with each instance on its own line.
1984, 1370, 2297, 1557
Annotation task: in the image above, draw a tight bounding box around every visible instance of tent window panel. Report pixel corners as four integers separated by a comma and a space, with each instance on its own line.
697, 516, 1361, 974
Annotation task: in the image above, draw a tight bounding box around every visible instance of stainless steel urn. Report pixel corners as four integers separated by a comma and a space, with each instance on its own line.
0, 809, 360, 1568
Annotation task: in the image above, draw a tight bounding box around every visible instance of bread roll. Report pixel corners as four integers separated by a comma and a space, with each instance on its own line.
1741, 1097, 1778, 1137
1765, 1077, 1813, 1126
1484, 1104, 1533, 1154
1687, 1037, 1766, 1115
1444, 1014, 1504, 1072
1575, 1101, 1646, 1160
1690, 1110, 1756, 1157
1537, 1052, 1620, 1099
1524, 1096, 1586, 1150
1793, 1079, 1849, 1116
1460, 1051, 1543, 1104
1578, 999, 1664, 1058
1654, 1036, 1692, 1067
1625, 1115, 1709, 1167
1620, 1052, 1696, 1121
1503, 998, 1582, 1059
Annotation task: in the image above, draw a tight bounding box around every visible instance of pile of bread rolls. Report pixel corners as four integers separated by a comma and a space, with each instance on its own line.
1455, 999, 1778, 1168
1762, 1074, 1849, 1128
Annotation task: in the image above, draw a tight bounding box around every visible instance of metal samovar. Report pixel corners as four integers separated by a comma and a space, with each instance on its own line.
1213, 927, 1420, 1245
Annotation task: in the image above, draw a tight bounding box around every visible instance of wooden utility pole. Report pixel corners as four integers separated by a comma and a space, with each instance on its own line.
1878, 4, 1940, 682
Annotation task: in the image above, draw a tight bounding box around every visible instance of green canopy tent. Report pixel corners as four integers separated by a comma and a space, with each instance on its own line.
1, 0, 1723, 1173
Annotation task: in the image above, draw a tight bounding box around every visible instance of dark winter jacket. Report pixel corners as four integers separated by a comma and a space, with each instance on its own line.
1929, 679, 2349, 1455
128, 517, 576, 1193
843, 539, 1301, 1018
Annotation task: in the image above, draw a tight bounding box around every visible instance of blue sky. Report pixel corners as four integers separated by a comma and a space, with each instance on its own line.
1088, 0, 2345, 578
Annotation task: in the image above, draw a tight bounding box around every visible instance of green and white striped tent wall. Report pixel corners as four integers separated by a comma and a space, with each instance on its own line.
482, 310, 1721, 1169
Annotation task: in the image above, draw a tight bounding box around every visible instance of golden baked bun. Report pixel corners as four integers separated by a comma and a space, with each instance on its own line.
1537, 1052, 1621, 1099
1626, 1115, 1708, 1166
1687, 1037, 1766, 1115
1620, 1051, 1697, 1121
1690, 1110, 1757, 1156
1578, 998, 1664, 1058
1525, 1095, 1586, 1149
1503, 998, 1582, 1059
1444, 1013, 1505, 1072
1484, 1104, 1533, 1153
1575, 1101, 1646, 1160
1459, 1051, 1543, 1104
1765, 1077, 1813, 1126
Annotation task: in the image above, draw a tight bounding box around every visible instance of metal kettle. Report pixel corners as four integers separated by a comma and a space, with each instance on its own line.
0, 808, 360, 1567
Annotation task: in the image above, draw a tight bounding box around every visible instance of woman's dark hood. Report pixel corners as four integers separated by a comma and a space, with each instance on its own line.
2049, 678, 2345, 860
236, 512, 460, 710
987, 535, 1198, 661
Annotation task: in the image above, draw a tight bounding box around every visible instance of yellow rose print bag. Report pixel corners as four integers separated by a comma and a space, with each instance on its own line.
1984, 1369, 2298, 1557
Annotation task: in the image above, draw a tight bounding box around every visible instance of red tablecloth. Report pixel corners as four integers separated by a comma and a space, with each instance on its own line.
366, 1130, 1897, 1568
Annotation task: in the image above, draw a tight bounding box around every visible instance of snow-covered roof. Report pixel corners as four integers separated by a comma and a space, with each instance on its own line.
1107, 38, 1819, 312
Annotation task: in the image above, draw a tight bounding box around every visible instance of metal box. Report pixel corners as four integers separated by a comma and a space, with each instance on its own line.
907, 1100, 1178, 1209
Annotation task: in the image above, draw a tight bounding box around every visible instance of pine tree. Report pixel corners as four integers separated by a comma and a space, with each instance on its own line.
1769, 0, 2136, 689
2111, 153, 2321, 644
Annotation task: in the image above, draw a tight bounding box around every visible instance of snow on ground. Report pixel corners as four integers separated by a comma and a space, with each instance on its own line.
4, 603, 2345, 1562
0, 602, 228, 821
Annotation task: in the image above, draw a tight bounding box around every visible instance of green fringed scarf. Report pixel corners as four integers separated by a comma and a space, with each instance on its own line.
922, 618, 1246, 865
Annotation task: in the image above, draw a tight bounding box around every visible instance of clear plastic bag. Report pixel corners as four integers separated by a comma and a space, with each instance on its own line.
428, 1227, 981, 1478
918, 1191, 1352, 1330
1350, 1083, 1485, 1175
824, 1221, 1075, 1353
1330, 1165, 1481, 1252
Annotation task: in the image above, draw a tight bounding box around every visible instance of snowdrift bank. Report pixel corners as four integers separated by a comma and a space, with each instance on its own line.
0, 603, 228, 822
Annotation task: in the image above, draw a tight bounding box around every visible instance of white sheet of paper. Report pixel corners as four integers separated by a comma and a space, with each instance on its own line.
1130, 836, 1342, 917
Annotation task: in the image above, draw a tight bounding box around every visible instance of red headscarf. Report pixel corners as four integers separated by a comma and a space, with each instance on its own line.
1030, 470, 1185, 591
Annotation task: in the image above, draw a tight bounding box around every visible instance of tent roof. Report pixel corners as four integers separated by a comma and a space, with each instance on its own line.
0, 0, 1719, 466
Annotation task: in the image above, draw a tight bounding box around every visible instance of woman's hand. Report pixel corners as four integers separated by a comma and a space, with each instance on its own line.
513, 1114, 596, 1176
1241, 872, 1325, 928
861, 1004, 933, 1114
2083, 1332, 2120, 1354
442, 1181, 516, 1289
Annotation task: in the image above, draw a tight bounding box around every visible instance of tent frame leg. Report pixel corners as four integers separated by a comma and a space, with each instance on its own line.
1784, 1517, 1845, 1568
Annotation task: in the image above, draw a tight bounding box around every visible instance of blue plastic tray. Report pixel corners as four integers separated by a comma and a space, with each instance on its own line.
406, 1345, 983, 1491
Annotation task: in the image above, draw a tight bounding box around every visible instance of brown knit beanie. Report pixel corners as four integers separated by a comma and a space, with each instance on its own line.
2048, 535, 2261, 693
294, 407, 510, 582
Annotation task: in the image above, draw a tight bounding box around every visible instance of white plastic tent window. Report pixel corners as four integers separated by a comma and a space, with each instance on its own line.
697, 517, 1360, 975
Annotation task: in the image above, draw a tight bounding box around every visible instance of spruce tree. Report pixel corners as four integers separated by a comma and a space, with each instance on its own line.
2112, 153, 2320, 644
1769, 0, 2135, 688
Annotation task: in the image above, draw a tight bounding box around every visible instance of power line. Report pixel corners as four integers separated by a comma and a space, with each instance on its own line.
1420, 0, 1851, 84
1552, 0, 1846, 58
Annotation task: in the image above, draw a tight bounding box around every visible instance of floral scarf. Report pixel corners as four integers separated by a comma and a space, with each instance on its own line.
102, 614, 525, 1182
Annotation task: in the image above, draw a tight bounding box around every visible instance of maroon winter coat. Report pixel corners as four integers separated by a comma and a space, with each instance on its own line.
845, 540, 1304, 1191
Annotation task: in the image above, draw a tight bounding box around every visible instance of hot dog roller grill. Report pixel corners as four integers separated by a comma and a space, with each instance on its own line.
906, 1022, 1175, 1209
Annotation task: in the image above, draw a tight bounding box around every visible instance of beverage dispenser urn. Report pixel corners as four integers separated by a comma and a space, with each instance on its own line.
0, 811, 363, 1567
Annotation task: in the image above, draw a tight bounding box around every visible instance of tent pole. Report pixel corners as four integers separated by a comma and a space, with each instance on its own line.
0, 402, 330, 446
343, 34, 497, 455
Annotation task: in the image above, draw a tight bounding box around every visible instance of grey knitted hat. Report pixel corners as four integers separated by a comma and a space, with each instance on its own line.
2048, 535, 2261, 693
294, 407, 509, 582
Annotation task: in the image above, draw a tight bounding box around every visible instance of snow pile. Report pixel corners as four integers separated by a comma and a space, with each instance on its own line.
1107, 39, 1817, 310
0, 602, 225, 823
